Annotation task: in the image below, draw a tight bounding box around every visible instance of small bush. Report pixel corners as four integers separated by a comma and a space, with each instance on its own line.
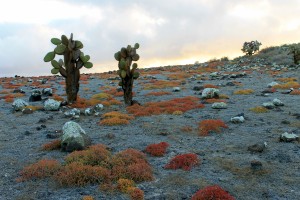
17, 159, 61, 182
127, 187, 144, 200
199, 119, 228, 136
145, 142, 169, 157
191, 185, 235, 200
41, 139, 61, 151
164, 153, 200, 171
233, 89, 254, 95
272, 81, 300, 89
145, 91, 171, 96
111, 149, 153, 182
65, 144, 111, 167
54, 162, 111, 187
249, 106, 269, 113
117, 178, 135, 193
99, 111, 135, 126
82, 196, 94, 200
290, 89, 300, 95
127, 96, 204, 116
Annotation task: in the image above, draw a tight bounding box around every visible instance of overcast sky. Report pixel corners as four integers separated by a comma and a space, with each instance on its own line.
0, 0, 300, 77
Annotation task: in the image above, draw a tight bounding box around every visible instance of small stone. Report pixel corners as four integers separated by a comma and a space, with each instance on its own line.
267, 81, 279, 88
42, 88, 53, 96
202, 88, 220, 99
12, 99, 29, 111
262, 102, 275, 109
250, 160, 263, 170
212, 102, 227, 109
29, 89, 42, 102
279, 132, 299, 142
22, 108, 33, 114
94, 104, 104, 112
272, 98, 284, 106
231, 116, 244, 123
44, 99, 61, 111
172, 87, 181, 92
193, 86, 204, 91
248, 143, 265, 153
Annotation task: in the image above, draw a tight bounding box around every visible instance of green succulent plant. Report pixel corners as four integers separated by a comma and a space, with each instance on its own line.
114, 43, 140, 105
44, 33, 93, 103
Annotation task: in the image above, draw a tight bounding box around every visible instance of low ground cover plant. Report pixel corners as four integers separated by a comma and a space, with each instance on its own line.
199, 119, 228, 136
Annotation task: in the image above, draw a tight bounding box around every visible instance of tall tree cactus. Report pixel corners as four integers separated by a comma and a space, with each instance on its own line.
288, 44, 300, 65
43, 33, 93, 103
114, 43, 140, 106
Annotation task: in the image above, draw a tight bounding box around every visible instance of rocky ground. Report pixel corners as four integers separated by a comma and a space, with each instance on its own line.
0, 58, 300, 200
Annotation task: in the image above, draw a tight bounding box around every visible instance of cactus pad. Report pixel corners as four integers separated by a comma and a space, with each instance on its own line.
51, 68, 59, 74
83, 62, 93, 69
44, 52, 55, 62
51, 38, 61, 45
54, 44, 66, 55
51, 60, 61, 69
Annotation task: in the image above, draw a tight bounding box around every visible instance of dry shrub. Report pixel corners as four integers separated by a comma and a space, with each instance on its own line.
199, 119, 228, 136
166, 72, 190, 80
91, 93, 111, 100
127, 96, 204, 116
249, 106, 269, 113
233, 89, 254, 95
143, 80, 181, 90
180, 126, 193, 132
164, 153, 200, 171
204, 99, 227, 104
145, 91, 171, 96
290, 89, 300, 95
99, 111, 134, 126
276, 77, 297, 82
82, 196, 94, 200
104, 88, 124, 97
52, 94, 64, 102
203, 84, 219, 88
145, 142, 169, 157
191, 185, 235, 200
54, 162, 111, 187
65, 144, 111, 167
117, 178, 135, 193
17, 159, 61, 182
127, 187, 144, 200
25, 105, 43, 111
42, 139, 61, 151
272, 81, 300, 89
111, 149, 153, 182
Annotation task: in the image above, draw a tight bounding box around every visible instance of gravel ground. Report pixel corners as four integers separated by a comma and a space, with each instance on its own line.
0, 63, 299, 200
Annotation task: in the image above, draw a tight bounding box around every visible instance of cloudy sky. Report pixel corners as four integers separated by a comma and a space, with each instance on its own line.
0, 0, 300, 77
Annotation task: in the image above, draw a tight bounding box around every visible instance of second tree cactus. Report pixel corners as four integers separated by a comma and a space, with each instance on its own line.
114, 43, 140, 105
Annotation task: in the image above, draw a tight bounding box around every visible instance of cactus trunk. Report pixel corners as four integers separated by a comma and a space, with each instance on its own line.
65, 65, 80, 103
123, 77, 133, 105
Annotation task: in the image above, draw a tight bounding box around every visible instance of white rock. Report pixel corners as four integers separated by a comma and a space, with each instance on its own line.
44, 99, 61, 111
172, 87, 181, 92
280, 132, 299, 142
262, 102, 275, 109
267, 81, 279, 88
94, 104, 104, 112
202, 88, 220, 99
273, 98, 284, 106
231, 116, 245, 123
212, 102, 227, 109
12, 99, 28, 111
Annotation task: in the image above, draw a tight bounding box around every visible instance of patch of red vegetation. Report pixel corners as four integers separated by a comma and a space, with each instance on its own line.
204, 98, 227, 104
290, 89, 300, 95
164, 153, 200, 171
145, 91, 171, 96
145, 142, 169, 157
41, 139, 61, 151
199, 119, 228, 136
191, 185, 236, 200
203, 84, 219, 88
127, 96, 204, 116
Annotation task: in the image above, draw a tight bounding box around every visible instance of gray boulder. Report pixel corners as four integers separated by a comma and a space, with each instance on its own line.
61, 121, 91, 152
212, 102, 227, 109
279, 132, 299, 142
272, 98, 284, 106
44, 99, 61, 111
12, 99, 29, 111
202, 88, 220, 99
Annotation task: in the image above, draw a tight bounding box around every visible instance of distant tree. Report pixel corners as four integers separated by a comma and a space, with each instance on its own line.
241, 40, 262, 56
288, 44, 300, 64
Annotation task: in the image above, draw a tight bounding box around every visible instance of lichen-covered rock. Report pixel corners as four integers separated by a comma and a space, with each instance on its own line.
42, 88, 53, 96
212, 102, 227, 109
273, 98, 284, 106
61, 121, 91, 152
12, 99, 28, 111
44, 99, 61, 111
64, 108, 81, 117
94, 104, 104, 112
279, 132, 299, 142
29, 89, 42, 102
267, 81, 279, 88
262, 102, 275, 109
84, 108, 94, 116
202, 88, 220, 99
231, 116, 244, 123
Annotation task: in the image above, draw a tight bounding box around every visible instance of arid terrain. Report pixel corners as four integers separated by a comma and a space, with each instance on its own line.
0, 47, 300, 200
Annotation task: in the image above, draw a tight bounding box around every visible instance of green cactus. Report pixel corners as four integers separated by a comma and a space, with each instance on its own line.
43, 33, 93, 103
114, 43, 140, 105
